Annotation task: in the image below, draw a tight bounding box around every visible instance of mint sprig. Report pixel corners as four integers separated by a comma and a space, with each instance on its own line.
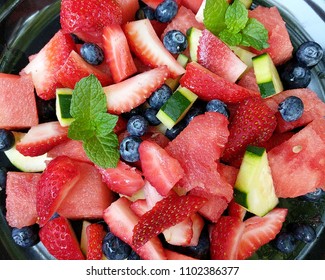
203, 0, 269, 51
68, 75, 119, 168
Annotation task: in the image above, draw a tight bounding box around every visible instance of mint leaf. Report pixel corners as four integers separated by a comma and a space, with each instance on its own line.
68, 75, 120, 168
203, 0, 229, 35
241, 18, 269, 50
68, 118, 95, 140
219, 29, 242, 46
224, 0, 248, 34
83, 133, 119, 168
70, 74, 107, 119
93, 112, 118, 137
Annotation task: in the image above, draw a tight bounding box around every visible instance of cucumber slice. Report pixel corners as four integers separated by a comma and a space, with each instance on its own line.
165, 54, 189, 90
234, 146, 279, 217
239, 0, 253, 8
187, 27, 203, 62
156, 86, 197, 129
4, 132, 48, 172
56, 88, 74, 126
230, 46, 256, 68
252, 53, 283, 98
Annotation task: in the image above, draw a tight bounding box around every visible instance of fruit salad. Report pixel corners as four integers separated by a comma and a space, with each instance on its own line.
0, 0, 325, 260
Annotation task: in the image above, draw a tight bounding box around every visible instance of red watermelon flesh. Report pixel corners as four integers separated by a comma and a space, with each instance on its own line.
6, 172, 41, 228
248, 6, 293, 66
182, 0, 203, 13
0, 74, 38, 129
165, 112, 233, 202
115, 0, 139, 23
161, 6, 204, 39
58, 161, 115, 219
263, 88, 325, 133
197, 29, 248, 83
268, 118, 325, 198
237, 68, 259, 93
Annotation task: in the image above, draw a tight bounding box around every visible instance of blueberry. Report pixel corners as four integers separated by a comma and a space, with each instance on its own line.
183, 104, 205, 125
288, 223, 316, 243
127, 250, 141, 260
301, 188, 324, 201
80, 43, 104, 65
148, 84, 172, 110
0, 129, 15, 152
127, 115, 149, 136
36, 97, 57, 123
296, 41, 324, 68
0, 167, 7, 192
163, 30, 188, 54
11, 224, 40, 247
155, 0, 178, 23
278, 96, 304, 122
280, 60, 311, 89
206, 99, 229, 118
165, 120, 186, 140
102, 232, 132, 260
135, 6, 156, 20
144, 107, 161, 126
121, 105, 145, 120
119, 135, 142, 162
273, 232, 297, 254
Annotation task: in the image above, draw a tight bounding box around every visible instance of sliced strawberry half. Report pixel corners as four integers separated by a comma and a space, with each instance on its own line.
60, 0, 123, 33
222, 97, 277, 165
39, 216, 85, 260
21, 30, 76, 100
123, 19, 185, 78
36, 156, 80, 227
103, 65, 169, 114
237, 208, 288, 260
132, 193, 207, 248
139, 140, 184, 196
103, 197, 167, 260
179, 62, 259, 103
96, 160, 145, 197
210, 216, 245, 260
16, 121, 69, 157
102, 24, 137, 83
56, 50, 113, 88
227, 199, 247, 221
81, 222, 106, 260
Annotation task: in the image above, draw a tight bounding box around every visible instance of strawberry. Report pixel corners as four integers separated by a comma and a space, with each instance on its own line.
39, 216, 85, 260
165, 249, 199, 260
36, 156, 80, 227
103, 65, 169, 114
96, 160, 145, 197
227, 199, 247, 221
103, 197, 167, 260
16, 121, 69, 157
237, 208, 288, 260
83, 222, 106, 260
21, 30, 76, 100
56, 50, 113, 88
179, 62, 259, 103
123, 19, 185, 78
130, 199, 150, 217
139, 140, 184, 196
222, 97, 277, 165
60, 0, 122, 33
210, 216, 245, 260
132, 193, 207, 248
102, 24, 137, 83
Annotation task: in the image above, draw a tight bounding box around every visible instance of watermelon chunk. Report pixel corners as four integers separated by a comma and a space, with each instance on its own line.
268, 118, 325, 198
58, 161, 115, 219
166, 112, 233, 202
0, 74, 38, 129
237, 68, 259, 93
263, 88, 325, 133
115, 0, 139, 23
182, 0, 203, 14
5, 172, 41, 228
248, 6, 293, 65
197, 29, 248, 83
